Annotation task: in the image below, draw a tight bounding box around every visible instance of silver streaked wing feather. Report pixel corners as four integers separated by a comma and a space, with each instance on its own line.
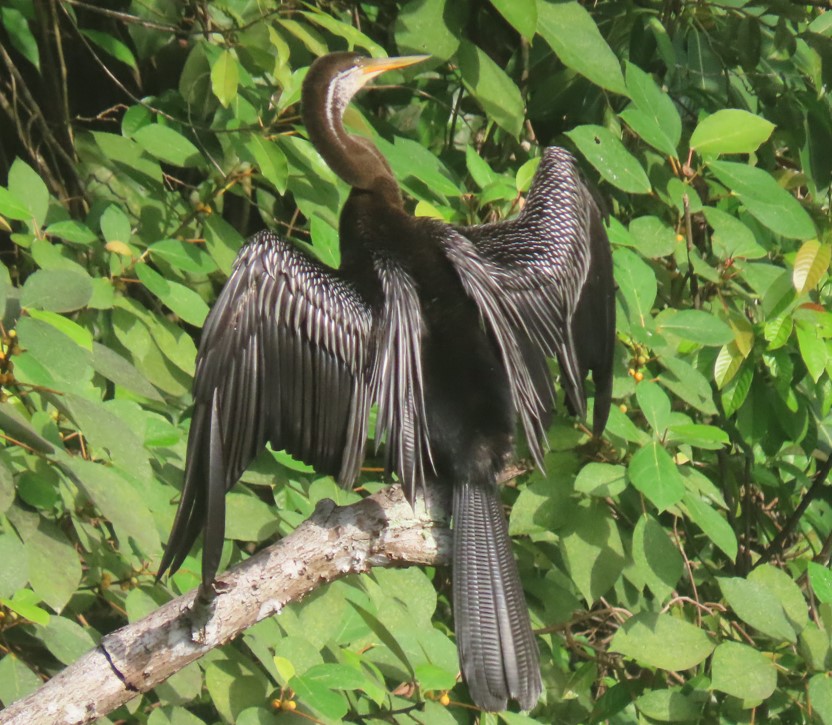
462, 146, 615, 436
371, 255, 431, 503
159, 230, 373, 586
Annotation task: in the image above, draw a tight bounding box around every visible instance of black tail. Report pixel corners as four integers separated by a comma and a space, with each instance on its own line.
453, 477, 541, 711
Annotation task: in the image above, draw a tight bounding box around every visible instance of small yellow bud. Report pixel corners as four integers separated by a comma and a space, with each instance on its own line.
439, 693, 450, 706
619, 404, 628, 413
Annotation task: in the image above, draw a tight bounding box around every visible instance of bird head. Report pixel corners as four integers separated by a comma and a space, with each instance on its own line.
303, 52, 430, 125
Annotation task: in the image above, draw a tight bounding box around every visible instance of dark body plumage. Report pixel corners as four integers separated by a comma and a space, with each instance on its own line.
158, 52, 615, 712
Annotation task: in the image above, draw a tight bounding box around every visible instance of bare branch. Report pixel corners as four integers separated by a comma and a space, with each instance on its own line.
0, 485, 452, 725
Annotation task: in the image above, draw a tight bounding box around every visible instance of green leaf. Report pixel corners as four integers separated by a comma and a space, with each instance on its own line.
135, 263, 209, 327
458, 41, 524, 137
796, 322, 827, 383
225, 492, 281, 542
211, 49, 239, 107
658, 357, 718, 416
573, 462, 627, 497
810, 674, 832, 724
632, 515, 683, 601
509, 469, 576, 535
636, 688, 704, 722
65, 459, 162, 561
666, 423, 729, 450
710, 641, 776, 702
20, 269, 92, 313
622, 62, 681, 155
92, 342, 163, 403
133, 124, 202, 167
537, 1, 627, 96
627, 442, 685, 511
635, 380, 671, 435
708, 160, 815, 240
300, 12, 385, 57
0, 531, 28, 598
290, 672, 349, 720
148, 239, 218, 275
1, 7, 39, 69
613, 248, 657, 328
45, 220, 98, 246
489, 0, 536, 40
561, 502, 625, 603
1, 588, 49, 626
394, 0, 463, 60
749, 564, 808, 635
80, 29, 137, 70
566, 125, 650, 194
246, 135, 289, 194
793, 239, 831, 294
808, 562, 832, 604
681, 491, 737, 560
690, 110, 775, 156
205, 654, 271, 723
719, 577, 796, 643
628, 216, 678, 258
654, 309, 734, 346
714, 341, 744, 389
8, 159, 49, 228
40, 616, 97, 665
100, 204, 132, 244
764, 315, 793, 350
0, 186, 32, 221
415, 662, 457, 692
0, 654, 42, 705
25, 520, 82, 613
465, 147, 498, 189
703, 206, 766, 260
610, 612, 715, 670
0, 458, 13, 516
0, 403, 55, 454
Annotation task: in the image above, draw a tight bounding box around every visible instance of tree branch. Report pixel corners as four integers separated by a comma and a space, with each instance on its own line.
0, 485, 453, 725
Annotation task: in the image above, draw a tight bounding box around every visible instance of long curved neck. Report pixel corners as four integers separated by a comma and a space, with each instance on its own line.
302, 74, 402, 207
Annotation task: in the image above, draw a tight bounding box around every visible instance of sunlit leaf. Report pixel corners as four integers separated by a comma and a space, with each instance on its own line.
792, 239, 831, 294
211, 49, 239, 108
690, 110, 775, 156
537, 1, 627, 96
567, 125, 651, 194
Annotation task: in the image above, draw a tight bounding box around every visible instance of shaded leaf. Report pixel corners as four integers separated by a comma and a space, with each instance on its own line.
458, 41, 524, 137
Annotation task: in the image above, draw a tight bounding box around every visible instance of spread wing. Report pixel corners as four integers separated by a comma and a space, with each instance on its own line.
462, 146, 615, 439
158, 230, 373, 587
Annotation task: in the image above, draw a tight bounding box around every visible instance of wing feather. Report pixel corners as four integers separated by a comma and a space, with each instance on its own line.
158, 230, 374, 587
462, 146, 615, 438
371, 255, 431, 504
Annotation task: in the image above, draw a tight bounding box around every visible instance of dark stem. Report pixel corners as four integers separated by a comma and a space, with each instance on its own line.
757, 455, 832, 567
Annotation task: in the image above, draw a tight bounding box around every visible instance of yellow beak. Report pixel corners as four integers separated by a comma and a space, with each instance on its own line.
358, 54, 431, 79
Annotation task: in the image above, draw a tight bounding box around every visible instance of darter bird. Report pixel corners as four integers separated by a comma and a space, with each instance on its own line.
158, 51, 615, 712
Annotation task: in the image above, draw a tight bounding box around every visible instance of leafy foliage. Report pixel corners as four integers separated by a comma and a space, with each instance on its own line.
0, 1, 832, 723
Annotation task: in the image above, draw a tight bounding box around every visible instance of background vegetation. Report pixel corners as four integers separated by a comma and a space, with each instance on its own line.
0, 0, 831, 722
